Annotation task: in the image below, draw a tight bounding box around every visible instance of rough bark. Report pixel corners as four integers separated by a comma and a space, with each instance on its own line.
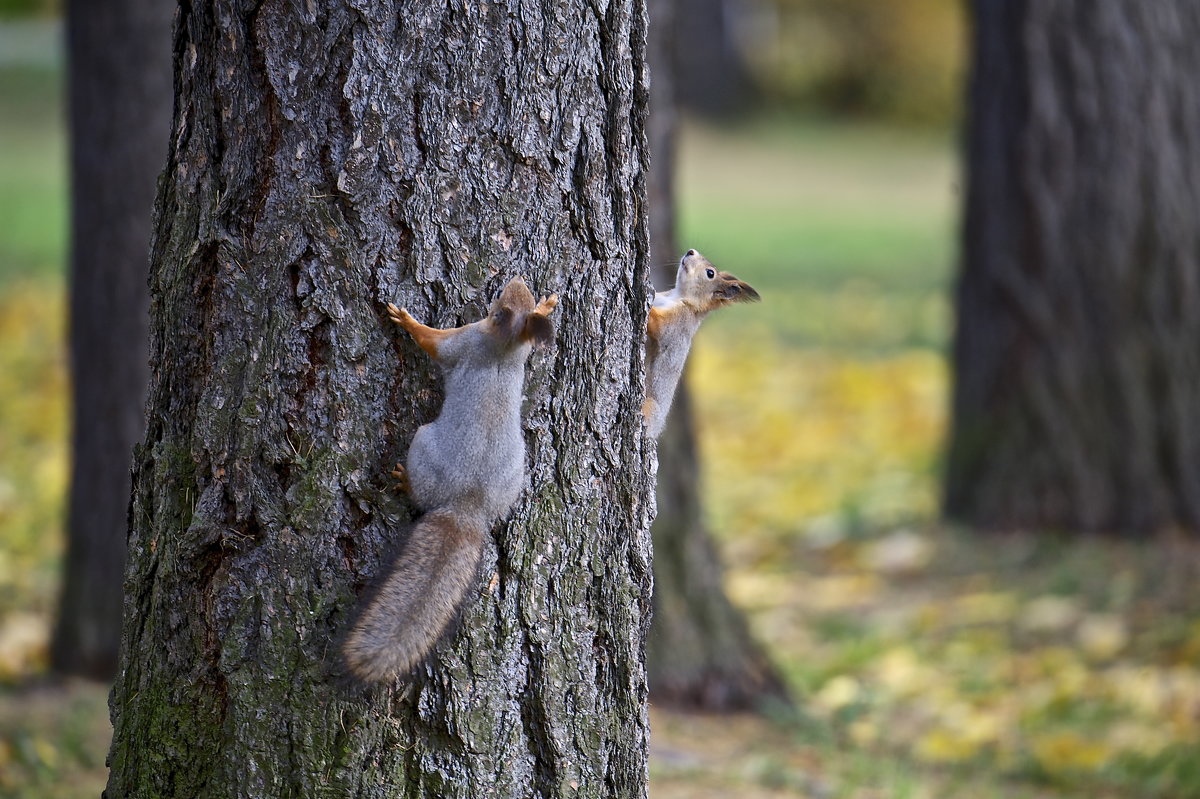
946, 0, 1200, 533
52, 0, 172, 679
104, 1, 654, 797
643, 0, 788, 710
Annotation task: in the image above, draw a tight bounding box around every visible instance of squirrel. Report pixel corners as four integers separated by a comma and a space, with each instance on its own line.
643, 249, 760, 439
344, 276, 557, 683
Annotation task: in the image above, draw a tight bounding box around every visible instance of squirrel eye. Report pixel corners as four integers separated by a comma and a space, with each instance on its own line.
705, 268, 715, 279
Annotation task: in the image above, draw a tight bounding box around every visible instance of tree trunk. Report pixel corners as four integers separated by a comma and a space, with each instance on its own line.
673, 0, 754, 117
52, 0, 172, 679
946, 0, 1200, 533
643, 0, 788, 710
104, 1, 654, 796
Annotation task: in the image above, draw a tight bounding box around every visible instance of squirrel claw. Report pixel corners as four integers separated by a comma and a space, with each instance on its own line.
386, 304, 414, 327
536, 294, 558, 315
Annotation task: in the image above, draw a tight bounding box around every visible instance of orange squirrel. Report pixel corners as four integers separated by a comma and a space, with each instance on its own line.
344, 277, 557, 682
643, 249, 760, 438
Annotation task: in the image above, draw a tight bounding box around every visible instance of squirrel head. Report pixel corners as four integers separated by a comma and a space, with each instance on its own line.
487, 276, 557, 348
674, 249, 761, 313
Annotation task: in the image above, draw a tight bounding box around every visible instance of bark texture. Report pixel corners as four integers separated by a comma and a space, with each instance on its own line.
53, 0, 172, 679
947, 0, 1200, 533
643, 0, 787, 710
104, 1, 654, 797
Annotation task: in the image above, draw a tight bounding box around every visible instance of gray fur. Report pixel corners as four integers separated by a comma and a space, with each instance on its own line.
643, 311, 701, 439
643, 249, 760, 439
406, 326, 531, 517
345, 278, 554, 682
343, 510, 485, 682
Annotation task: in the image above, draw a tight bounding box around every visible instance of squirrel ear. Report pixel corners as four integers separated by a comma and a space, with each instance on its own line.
719, 277, 761, 303
522, 312, 554, 346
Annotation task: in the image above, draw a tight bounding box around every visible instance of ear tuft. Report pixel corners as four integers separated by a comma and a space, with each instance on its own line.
737, 281, 761, 302
722, 278, 760, 303
522, 313, 555, 346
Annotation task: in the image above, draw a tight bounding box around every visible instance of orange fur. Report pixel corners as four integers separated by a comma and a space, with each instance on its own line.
387, 303, 458, 358
646, 305, 667, 341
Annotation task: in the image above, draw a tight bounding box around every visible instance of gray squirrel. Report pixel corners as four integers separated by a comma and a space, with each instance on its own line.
642, 249, 760, 438
343, 277, 557, 682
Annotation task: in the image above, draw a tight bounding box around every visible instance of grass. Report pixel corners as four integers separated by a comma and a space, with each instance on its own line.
2, 58, 1200, 798
677, 117, 955, 353
0, 680, 107, 799
0, 65, 66, 282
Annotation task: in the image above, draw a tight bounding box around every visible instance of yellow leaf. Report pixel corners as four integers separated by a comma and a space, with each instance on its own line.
915, 729, 980, 763
1108, 665, 1167, 716
1031, 731, 1112, 772
35, 736, 58, 768
813, 675, 861, 714
1108, 721, 1172, 757
0, 612, 49, 680
953, 592, 1019, 626
872, 647, 928, 697
1077, 614, 1129, 661
1019, 595, 1081, 634
848, 719, 879, 746
857, 528, 933, 575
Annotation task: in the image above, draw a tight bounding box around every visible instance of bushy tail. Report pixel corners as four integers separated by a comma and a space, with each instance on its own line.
344, 508, 485, 683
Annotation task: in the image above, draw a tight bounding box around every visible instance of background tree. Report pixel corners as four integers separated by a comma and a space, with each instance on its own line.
672, 0, 755, 117
51, 0, 170, 678
947, 0, 1200, 532
645, 0, 788, 709
104, 1, 654, 796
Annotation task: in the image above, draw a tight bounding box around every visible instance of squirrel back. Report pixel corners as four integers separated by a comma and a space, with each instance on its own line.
344, 277, 557, 682
643, 249, 759, 438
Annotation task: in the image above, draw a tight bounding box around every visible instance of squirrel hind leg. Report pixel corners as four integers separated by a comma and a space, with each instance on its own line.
390, 461, 410, 494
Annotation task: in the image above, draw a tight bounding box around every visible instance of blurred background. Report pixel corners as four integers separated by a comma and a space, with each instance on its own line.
3, 0, 1200, 797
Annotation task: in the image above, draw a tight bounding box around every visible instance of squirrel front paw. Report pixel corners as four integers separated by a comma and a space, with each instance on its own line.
536, 294, 558, 315
386, 303, 416, 330
387, 304, 450, 358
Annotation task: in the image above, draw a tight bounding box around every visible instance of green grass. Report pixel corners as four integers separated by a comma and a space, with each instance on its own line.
0, 66, 66, 282
677, 115, 957, 351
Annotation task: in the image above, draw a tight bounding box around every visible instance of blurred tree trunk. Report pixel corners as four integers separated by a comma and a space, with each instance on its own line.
674, 0, 755, 117
104, 1, 653, 796
52, 0, 171, 679
645, 0, 788, 710
947, 0, 1200, 533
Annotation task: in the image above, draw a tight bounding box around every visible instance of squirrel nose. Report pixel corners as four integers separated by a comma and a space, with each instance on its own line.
685, 249, 697, 257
